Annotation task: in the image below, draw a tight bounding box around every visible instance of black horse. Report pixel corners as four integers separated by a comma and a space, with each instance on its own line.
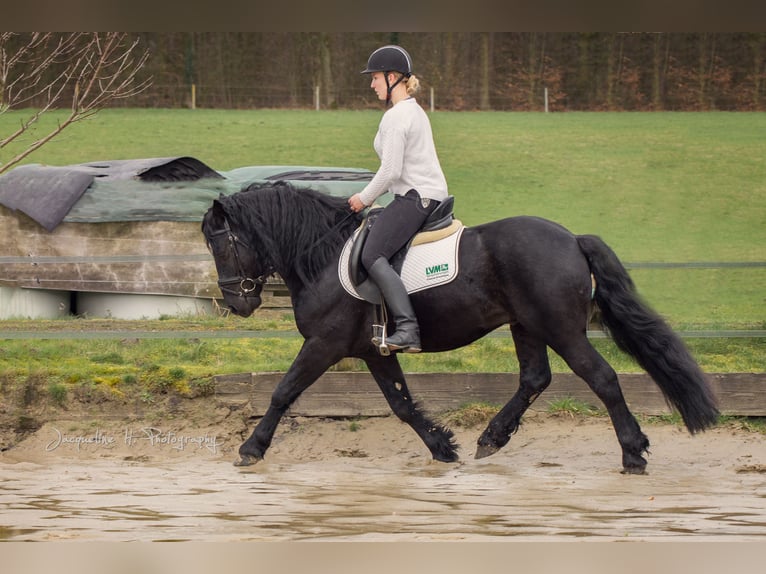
202, 182, 719, 473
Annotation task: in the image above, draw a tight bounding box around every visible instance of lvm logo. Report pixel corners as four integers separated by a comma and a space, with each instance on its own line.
425, 262, 449, 280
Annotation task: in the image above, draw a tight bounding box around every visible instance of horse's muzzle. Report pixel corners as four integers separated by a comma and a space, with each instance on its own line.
227, 293, 262, 318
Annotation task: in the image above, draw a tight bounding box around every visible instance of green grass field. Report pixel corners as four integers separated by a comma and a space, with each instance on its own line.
4, 108, 763, 260
0, 109, 763, 401
3, 108, 763, 327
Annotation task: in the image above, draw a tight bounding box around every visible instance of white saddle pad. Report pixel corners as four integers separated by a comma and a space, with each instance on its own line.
338, 225, 465, 300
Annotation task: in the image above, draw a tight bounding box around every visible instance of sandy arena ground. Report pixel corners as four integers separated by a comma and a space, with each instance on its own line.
1, 402, 765, 542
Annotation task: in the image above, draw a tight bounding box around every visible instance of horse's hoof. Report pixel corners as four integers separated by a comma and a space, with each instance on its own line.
234, 454, 261, 467
621, 466, 648, 475
434, 452, 460, 463
474, 444, 500, 460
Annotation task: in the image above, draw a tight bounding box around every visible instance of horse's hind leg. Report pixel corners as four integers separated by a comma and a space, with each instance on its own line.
555, 337, 650, 474
476, 325, 552, 459
366, 354, 459, 462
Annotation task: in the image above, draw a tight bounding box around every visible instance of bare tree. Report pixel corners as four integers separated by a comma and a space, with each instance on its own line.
0, 32, 151, 174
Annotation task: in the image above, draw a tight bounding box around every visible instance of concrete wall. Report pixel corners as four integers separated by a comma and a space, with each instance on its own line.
0, 287, 71, 319
75, 292, 215, 319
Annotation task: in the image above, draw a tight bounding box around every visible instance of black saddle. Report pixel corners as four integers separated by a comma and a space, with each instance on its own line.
348, 196, 455, 300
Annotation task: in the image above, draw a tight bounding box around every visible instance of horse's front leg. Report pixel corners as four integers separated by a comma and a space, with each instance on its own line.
236, 338, 342, 466
366, 354, 459, 462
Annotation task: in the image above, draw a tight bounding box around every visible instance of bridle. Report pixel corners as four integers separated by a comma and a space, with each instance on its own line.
208, 218, 273, 299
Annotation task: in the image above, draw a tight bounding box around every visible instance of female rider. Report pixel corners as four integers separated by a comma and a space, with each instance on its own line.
348, 45, 449, 353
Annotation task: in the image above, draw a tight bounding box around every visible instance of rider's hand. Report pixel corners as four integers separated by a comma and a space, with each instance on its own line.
348, 194, 366, 213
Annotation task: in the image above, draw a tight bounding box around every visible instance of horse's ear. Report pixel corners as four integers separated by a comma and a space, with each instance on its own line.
204, 198, 227, 231
212, 198, 226, 217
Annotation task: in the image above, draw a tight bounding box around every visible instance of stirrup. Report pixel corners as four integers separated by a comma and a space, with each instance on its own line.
372, 323, 390, 356
372, 324, 421, 354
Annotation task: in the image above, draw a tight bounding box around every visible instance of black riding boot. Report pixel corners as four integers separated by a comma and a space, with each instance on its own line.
368, 257, 421, 353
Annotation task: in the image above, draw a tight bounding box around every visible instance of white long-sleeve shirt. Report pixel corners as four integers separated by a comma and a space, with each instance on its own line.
358, 97, 448, 207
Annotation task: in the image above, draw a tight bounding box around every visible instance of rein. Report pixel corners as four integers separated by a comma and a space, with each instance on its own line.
296, 208, 357, 261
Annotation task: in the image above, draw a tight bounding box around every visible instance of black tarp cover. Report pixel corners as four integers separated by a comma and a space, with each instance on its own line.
0, 157, 222, 232
0, 159, 375, 231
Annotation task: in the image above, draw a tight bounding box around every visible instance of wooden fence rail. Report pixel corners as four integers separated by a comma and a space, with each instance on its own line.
214, 372, 766, 417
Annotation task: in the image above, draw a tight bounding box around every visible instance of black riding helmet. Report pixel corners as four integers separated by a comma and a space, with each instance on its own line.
361, 45, 413, 106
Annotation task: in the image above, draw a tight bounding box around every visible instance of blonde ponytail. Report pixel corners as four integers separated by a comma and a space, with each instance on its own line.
405, 74, 421, 96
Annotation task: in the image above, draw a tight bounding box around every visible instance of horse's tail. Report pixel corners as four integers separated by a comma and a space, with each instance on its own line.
576, 234, 719, 433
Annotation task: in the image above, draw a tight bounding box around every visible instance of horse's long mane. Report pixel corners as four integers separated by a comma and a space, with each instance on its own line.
220, 181, 363, 284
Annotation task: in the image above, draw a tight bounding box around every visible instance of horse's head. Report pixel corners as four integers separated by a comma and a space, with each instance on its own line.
202, 198, 273, 317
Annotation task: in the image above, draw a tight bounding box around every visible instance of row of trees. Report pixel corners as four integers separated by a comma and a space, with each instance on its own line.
4, 32, 766, 114
118, 32, 766, 111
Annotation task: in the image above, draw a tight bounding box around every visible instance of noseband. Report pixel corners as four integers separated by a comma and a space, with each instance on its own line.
209, 218, 273, 299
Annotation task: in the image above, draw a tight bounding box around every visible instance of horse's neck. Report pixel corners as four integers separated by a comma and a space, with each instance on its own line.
265, 203, 352, 288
